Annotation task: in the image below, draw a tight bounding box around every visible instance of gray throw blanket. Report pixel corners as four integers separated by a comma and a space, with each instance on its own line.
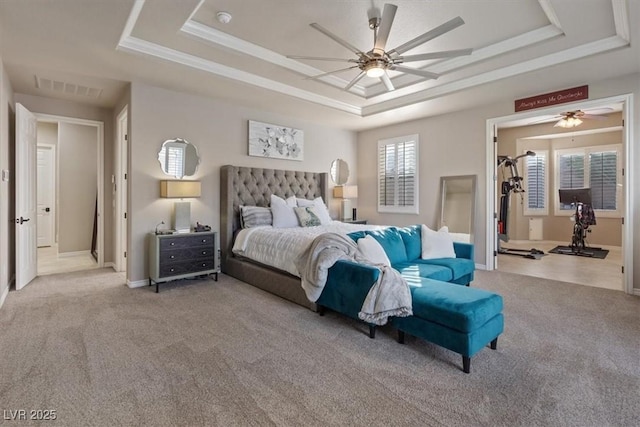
294, 233, 412, 326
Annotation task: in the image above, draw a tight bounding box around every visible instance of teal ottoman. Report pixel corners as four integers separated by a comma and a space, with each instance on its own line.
391, 278, 504, 373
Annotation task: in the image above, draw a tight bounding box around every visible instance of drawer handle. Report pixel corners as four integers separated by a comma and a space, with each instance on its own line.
202, 251, 207, 255
170, 255, 175, 259
170, 242, 175, 246
170, 268, 175, 272
202, 239, 207, 243
202, 263, 206, 267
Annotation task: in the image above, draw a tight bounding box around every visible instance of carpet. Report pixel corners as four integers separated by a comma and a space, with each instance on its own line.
550, 245, 609, 259
0, 268, 638, 426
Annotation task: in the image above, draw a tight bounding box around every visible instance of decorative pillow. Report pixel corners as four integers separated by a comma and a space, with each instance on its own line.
270, 194, 299, 228
294, 206, 322, 227
297, 197, 332, 224
239, 206, 272, 228
357, 235, 391, 266
421, 225, 456, 260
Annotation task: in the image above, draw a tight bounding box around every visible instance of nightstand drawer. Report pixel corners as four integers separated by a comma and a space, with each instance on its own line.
159, 259, 216, 278
160, 234, 214, 250
159, 246, 215, 263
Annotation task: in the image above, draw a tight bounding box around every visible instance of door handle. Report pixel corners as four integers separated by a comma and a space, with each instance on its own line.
45, 207, 50, 212
16, 217, 30, 224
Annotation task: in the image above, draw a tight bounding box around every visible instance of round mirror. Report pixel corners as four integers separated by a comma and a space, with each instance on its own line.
158, 138, 200, 179
330, 159, 349, 185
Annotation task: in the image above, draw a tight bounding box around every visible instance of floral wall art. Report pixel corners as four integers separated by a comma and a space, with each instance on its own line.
248, 120, 304, 161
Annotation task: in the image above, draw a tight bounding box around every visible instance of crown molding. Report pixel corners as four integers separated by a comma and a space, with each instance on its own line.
118, 0, 631, 119
117, 35, 362, 115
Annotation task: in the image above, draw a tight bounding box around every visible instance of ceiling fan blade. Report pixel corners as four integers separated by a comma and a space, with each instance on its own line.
388, 16, 465, 56
528, 116, 561, 125
310, 23, 364, 56
380, 71, 395, 91
305, 65, 359, 80
344, 71, 366, 91
391, 65, 439, 79
580, 114, 608, 120
373, 4, 398, 54
287, 55, 357, 63
398, 48, 473, 62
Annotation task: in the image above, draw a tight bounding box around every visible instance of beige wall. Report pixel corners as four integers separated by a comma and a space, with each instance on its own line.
58, 123, 98, 253
14, 93, 114, 263
498, 114, 623, 246
127, 82, 358, 283
357, 72, 640, 293
0, 57, 14, 307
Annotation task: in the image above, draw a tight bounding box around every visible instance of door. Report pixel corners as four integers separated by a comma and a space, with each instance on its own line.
116, 107, 128, 272
16, 103, 38, 290
37, 145, 55, 247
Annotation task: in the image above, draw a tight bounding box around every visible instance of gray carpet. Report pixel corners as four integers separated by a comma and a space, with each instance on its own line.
0, 268, 638, 426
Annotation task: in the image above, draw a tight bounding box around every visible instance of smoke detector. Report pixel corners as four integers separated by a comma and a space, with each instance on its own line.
216, 11, 232, 24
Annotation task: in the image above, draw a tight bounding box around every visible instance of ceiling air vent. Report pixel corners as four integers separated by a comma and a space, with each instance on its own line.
34, 75, 103, 99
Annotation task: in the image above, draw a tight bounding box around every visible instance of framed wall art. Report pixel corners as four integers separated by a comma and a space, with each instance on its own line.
248, 120, 304, 161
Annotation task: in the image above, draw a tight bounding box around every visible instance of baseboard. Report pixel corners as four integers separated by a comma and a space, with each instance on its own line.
58, 250, 91, 258
475, 263, 487, 270
127, 279, 148, 289
0, 285, 9, 310
104, 262, 115, 269
633, 288, 640, 297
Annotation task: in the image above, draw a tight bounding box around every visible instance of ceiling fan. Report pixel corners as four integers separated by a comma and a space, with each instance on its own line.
287, 3, 472, 92
530, 108, 614, 128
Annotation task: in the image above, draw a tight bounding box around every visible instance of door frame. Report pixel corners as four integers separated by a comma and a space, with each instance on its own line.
36, 143, 56, 248
35, 113, 105, 268
485, 93, 634, 295
115, 106, 128, 272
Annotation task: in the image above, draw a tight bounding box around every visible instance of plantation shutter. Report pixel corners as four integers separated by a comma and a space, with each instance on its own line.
526, 152, 546, 210
558, 153, 584, 210
166, 145, 185, 178
378, 135, 418, 213
589, 151, 617, 210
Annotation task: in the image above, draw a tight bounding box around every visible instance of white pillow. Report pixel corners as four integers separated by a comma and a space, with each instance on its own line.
421, 225, 456, 260
296, 197, 332, 225
270, 194, 299, 228
357, 235, 391, 266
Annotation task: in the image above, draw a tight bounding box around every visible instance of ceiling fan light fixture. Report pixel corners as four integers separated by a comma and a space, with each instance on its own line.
555, 116, 583, 128
364, 61, 386, 77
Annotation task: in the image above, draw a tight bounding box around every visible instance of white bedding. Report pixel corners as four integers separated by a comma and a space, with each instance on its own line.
232, 221, 383, 277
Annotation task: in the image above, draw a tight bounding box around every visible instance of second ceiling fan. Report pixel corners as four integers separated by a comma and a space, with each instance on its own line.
288, 3, 473, 92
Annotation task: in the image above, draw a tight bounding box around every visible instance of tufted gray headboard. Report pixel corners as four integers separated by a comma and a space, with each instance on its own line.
219, 165, 328, 271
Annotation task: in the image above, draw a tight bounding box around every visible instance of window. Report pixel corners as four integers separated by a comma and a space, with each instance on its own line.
378, 134, 419, 214
523, 150, 548, 215
554, 144, 622, 217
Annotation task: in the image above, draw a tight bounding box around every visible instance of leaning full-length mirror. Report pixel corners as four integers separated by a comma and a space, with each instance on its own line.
438, 175, 477, 243
158, 138, 200, 179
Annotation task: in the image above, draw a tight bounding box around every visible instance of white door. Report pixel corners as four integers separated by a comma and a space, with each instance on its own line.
116, 107, 128, 272
37, 145, 55, 247
16, 103, 38, 290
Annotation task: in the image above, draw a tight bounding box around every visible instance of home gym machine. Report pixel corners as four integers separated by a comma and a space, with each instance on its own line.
557, 188, 598, 257
497, 151, 545, 259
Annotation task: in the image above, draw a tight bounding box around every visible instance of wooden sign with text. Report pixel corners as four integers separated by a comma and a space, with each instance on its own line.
514, 85, 588, 112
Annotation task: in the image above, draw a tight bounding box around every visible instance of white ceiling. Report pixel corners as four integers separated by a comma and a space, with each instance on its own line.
0, 0, 637, 131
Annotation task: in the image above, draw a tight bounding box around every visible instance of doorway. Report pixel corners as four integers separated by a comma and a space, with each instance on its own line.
34, 115, 104, 276
485, 94, 634, 294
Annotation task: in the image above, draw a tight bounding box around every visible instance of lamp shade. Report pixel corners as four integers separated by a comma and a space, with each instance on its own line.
333, 185, 358, 199
160, 180, 201, 198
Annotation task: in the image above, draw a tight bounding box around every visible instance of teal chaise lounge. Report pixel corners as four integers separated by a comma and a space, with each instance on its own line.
317, 225, 504, 373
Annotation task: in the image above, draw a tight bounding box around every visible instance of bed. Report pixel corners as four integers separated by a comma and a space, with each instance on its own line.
220, 165, 332, 310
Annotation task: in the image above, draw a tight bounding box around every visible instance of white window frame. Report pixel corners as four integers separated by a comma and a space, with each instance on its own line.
523, 149, 549, 216
554, 144, 622, 218
377, 134, 419, 214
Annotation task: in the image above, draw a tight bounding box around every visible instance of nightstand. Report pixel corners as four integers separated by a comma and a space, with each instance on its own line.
148, 231, 220, 293
341, 219, 368, 225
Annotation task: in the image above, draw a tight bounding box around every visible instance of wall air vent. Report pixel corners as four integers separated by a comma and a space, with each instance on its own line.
34, 75, 103, 99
